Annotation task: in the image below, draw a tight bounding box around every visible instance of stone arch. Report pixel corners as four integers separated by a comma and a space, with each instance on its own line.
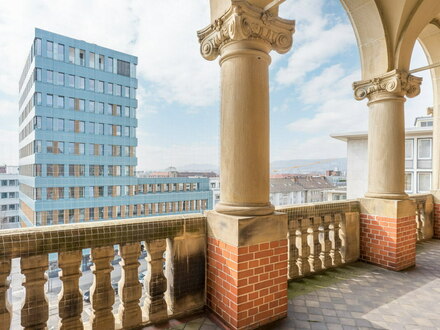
341, 0, 440, 80
418, 18, 440, 190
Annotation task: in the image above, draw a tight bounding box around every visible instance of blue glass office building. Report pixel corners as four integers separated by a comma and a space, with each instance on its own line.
18, 28, 212, 226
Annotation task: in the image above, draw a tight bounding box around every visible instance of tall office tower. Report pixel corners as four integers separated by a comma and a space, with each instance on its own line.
18, 28, 138, 226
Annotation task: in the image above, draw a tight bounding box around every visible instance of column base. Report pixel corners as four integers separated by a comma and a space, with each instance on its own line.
206, 211, 288, 330
430, 190, 440, 239
359, 198, 416, 271
364, 192, 408, 200
214, 202, 275, 216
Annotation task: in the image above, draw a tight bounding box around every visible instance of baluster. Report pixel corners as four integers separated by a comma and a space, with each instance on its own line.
288, 220, 299, 279
164, 238, 175, 314
143, 239, 168, 323
58, 251, 83, 330
0, 259, 11, 330
21, 255, 49, 330
308, 217, 321, 273
117, 243, 142, 328
339, 213, 347, 264
296, 218, 310, 276
419, 201, 426, 241
89, 246, 115, 330
319, 216, 332, 269
329, 214, 342, 267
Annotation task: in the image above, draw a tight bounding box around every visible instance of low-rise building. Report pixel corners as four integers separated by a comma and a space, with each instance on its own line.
0, 166, 19, 229
332, 115, 433, 199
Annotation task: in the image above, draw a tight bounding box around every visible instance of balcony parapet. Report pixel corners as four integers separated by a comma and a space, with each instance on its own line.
0, 214, 207, 330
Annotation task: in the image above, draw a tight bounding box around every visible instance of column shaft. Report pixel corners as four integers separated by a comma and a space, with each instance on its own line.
216, 41, 273, 216
366, 93, 406, 199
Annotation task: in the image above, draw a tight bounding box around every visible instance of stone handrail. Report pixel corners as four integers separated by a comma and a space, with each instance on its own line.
277, 200, 361, 280
409, 194, 434, 241
0, 214, 206, 330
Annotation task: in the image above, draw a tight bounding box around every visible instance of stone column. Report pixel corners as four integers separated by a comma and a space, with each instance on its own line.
198, 1, 294, 329
353, 70, 422, 199
353, 70, 422, 270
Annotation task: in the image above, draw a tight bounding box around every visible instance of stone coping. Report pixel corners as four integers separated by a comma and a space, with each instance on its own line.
0, 213, 207, 259
276, 200, 361, 218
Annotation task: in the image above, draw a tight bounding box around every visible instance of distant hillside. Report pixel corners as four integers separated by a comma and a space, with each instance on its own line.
167, 158, 347, 175
270, 158, 347, 174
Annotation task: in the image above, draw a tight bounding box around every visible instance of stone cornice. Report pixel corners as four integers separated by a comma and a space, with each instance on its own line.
197, 0, 295, 61
353, 70, 422, 101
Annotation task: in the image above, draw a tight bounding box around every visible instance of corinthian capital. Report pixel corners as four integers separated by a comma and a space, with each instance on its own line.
353, 70, 422, 101
197, 0, 295, 61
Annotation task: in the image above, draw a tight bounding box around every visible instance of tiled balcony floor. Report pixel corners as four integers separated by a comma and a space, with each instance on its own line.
144, 239, 440, 330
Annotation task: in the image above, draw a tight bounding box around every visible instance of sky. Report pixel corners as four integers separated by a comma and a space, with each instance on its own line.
0, 0, 434, 171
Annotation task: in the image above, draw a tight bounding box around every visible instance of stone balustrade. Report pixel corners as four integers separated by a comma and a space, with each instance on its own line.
0, 214, 206, 330
410, 194, 434, 241
277, 201, 361, 280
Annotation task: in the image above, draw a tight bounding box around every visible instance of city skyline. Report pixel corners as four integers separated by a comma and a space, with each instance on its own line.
0, 0, 434, 170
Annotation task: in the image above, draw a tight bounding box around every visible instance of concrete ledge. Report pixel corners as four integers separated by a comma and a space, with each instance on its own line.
207, 211, 287, 247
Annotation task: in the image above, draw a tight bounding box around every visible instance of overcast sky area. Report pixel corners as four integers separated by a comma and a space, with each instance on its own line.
0, 0, 434, 170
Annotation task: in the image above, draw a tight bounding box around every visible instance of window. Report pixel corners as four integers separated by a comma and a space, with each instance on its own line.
98, 81, 104, 93
88, 101, 95, 113
107, 82, 113, 94
97, 102, 104, 114
123, 146, 130, 157
86, 122, 94, 135
34, 38, 42, 56
34, 140, 42, 153
69, 187, 75, 198
99, 55, 104, 70
57, 72, 64, 85
68, 74, 75, 87
115, 125, 122, 136
114, 105, 121, 116
124, 126, 130, 137
46, 41, 53, 58
79, 143, 85, 155
69, 47, 75, 63
76, 76, 85, 89
46, 164, 54, 177
35, 68, 42, 81
124, 86, 130, 97
46, 94, 53, 107
56, 43, 64, 61
115, 84, 122, 96
418, 172, 431, 192
89, 79, 95, 91
78, 121, 85, 133
47, 70, 53, 83
79, 49, 85, 66
35, 92, 42, 105
96, 123, 104, 135
78, 99, 85, 111
34, 116, 42, 129
67, 120, 74, 132
68, 97, 74, 110
405, 172, 412, 192
56, 96, 64, 108
418, 139, 432, 159
106, 57, 113, 72
124, 106, 130, 117
89, 52, 95, 68
106, 104, 113, 115
45, 117, 53, 130
54, 118, 64, 131
130, 127, 136, 137
106, 124, 112, 136
117, 60, 130, 77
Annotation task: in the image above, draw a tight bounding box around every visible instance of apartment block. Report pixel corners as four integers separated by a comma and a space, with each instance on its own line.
0, 166, 19, 229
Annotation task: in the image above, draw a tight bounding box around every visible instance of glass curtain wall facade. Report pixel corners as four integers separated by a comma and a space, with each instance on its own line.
18, 28, 212, 227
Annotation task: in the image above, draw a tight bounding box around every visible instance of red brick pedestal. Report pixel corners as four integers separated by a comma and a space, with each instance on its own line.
206, 212, 288, 330
434, 203, 440, 239
359, 198, 416, 271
